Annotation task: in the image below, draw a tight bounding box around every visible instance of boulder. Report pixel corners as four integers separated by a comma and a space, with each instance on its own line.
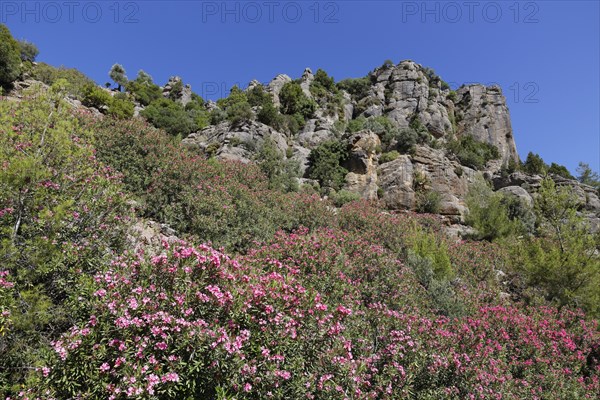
498, 186, 534, 208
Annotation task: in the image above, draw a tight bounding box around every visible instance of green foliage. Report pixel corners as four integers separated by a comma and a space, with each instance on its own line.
107, 94, 135, 119
576, 162, 600, 190
125, 70, 162, 106
307, 140, 349, 190
337, 76, 371, 101
313, 68, 336, 91
447, 90, 457, 102
217, 86, 253, 126
547, 162, 574, 179
415, 190, 442, 214
31, 62, 95, 99
185, 94, 211, 131
330, 189, 360, 207
509, 178, 600, 316
522, 152, 547, 175
394, 128, 421, 153
279, 82, 316, 118
141, 98, 196, 137
217, 85, 247, 109
0, 24, 22, 86
347, 115, 404, 151
0, 83, 129, 393
406, 252, 464, 317
465, 176, 530, 241
446, 135, 500, 170
167, 79, 184, 102
257, 99, 281, 127
256, 137, 300, 192
90, 116, 335, 252
17, 40, 39, 62
109, 63, 127, 90
405, 225, 454, 281
379, 150, 400, 164
81, 84, 112, 109
246, 84, 270, 107
227, 101, 253, 126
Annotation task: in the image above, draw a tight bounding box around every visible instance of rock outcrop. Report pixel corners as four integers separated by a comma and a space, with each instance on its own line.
162, 76, 192, 106
343, 131, 380, 200
182, 120, 288, 164
455, 85, 519, 164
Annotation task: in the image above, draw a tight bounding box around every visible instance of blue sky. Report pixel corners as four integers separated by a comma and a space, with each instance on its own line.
3, 0, 599, 174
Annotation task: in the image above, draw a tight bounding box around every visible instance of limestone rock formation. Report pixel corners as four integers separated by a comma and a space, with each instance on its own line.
182, 120, 288, 164
455, 85, 519, 165
343, 131, 380, 200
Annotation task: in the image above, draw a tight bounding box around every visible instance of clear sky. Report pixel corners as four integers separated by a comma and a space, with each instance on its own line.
3, 0, 599, 174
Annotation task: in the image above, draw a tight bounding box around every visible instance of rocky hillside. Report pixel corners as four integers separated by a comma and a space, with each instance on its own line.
8, 58, 598, 230
174, 61, 598, 227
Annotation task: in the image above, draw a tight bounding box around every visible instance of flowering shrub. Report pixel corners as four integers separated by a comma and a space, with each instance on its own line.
25, 237, 600, 399
37, 241, 355, 399
0, 83, 131, 393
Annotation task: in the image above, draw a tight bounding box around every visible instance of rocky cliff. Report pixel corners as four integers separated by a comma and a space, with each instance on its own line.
181, 60, 537, 222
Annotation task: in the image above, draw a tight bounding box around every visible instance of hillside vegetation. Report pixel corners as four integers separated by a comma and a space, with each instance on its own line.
0, 25, 599, 399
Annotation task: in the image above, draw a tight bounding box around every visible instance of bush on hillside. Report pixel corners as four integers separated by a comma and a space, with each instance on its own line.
446, 135, 500, 170
307, 140, 349, 191
0, 24, 22, 86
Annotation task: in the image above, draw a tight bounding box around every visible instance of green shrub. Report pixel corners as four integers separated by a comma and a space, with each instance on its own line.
247, 84, 271, 107
226, 101, 253, 126
509, 178, 600, 316
0, 24, 22, 85
415, 190, 442, 214
405, 252, 464, 317
217, 85, 248, 110
379, 150, 400, 164
256, 137, 300, 192
81, 84, 112, 109
313, 68, 336, 91
17, 39, 39, 62
31, 63, 95, 99
337, 76, 371, 101
141, 98, 196, 137
393, 128, 420, 153
108, 63, 127, 91
0, 83, 130, 392
465, 176, 529, 240
576, 162, 600, 191
405, 225, 454, 281
125, 70, 162, 106
307, 140, 349, 190
279, 82, 316, 118
185, 94, 211, 130
547, 162, 574, 179
107, 95, 134, 119
257, 100, 282, 127
522, 152, 547, 175
330, 189, 360, 207
446, 135, 500, 170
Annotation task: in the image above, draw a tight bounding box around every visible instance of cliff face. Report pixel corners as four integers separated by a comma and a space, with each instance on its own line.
176, 60, 596, 223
